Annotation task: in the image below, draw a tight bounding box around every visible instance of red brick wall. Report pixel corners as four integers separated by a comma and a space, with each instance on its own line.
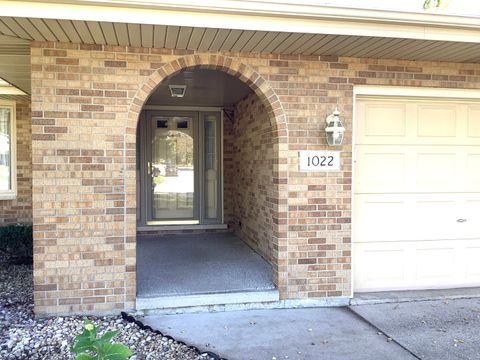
0, 97, 32, 225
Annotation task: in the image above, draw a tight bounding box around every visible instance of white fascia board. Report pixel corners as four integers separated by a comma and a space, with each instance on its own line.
2, 1, 480, 43
18, 0, 480, 28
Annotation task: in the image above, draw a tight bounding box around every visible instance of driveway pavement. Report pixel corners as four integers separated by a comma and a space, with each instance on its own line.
141, 297, 480, 359
141, 307, 416, 360
350, 298, 480, 360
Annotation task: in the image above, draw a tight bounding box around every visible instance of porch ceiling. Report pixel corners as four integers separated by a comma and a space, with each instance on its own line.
0, 94, 30, 102
0, 35, 30, 94
2, 17, 480, 95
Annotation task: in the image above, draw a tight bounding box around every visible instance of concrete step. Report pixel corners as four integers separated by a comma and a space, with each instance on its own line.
136, 289, 280, 315
135, 290, 352, 316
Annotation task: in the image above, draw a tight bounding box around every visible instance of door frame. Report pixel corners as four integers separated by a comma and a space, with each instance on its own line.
351, 85, 480, 296
138, 106, 224, 227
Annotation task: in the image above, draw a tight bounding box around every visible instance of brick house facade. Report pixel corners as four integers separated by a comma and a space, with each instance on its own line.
1, 1, 480, 316
24, 41, 480, 315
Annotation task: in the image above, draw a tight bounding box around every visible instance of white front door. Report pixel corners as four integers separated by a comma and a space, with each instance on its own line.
354, 97, 480, 292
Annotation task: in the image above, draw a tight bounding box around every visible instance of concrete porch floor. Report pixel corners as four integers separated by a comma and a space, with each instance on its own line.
136, 232, 276, 299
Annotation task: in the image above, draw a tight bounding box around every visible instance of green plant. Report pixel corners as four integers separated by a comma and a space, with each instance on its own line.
71, 320, 134, 360
0, 223, 33, 264
153, 175, 165, 186
423, 0, 445, 9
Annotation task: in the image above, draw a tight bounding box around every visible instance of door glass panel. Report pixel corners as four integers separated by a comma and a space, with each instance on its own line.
204, 114, 218, 220
151, 116, 194, 220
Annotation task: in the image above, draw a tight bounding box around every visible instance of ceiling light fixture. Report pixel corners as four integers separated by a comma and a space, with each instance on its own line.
169, 85, 187, 98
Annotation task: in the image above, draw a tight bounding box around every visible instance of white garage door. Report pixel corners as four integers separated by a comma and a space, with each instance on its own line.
354, 96, 480, 292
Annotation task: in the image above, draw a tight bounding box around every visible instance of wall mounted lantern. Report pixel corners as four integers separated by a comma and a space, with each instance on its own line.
325, 108, 345, 146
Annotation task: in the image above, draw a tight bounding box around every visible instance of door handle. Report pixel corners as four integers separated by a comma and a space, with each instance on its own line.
147, 161, 151, 175
457, 218, 467, 223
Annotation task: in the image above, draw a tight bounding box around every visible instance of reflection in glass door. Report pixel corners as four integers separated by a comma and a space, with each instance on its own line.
149, 114, 197, 222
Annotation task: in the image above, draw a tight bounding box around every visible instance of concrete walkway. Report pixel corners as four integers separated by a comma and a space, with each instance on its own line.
350, 298, 480, 360
141, 307, 417, 360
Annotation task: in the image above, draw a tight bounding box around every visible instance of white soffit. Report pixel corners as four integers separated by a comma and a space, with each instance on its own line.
2, 17, 480, 65
0, 77, 28, 96
0, 35, 30, 94
2, 1, 480, 95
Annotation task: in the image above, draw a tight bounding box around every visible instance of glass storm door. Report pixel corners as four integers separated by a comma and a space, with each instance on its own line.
143, 110, 222, 225
147, 112, 197, 223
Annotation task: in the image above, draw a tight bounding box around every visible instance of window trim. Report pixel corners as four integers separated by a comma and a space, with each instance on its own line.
0, 100, 16, 200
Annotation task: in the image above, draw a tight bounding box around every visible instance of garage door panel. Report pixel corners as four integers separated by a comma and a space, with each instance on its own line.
354, 244, 407, 291
467, 154, 480, 189
467, 106, 480, 137
357, 101, 478, 146
355, 239, 480, 291
354, 96, 480, 292
463, 199, 480, 238
356, 152, 406, 192
413, 199, 458, 240
415, 247, 455, 281
354, 195, 479, 242
364, 102, 406, 137
465, 246, 480, 279
413, 240, 480, 287
417, 104, 457, 138
354, 196, 408, 242
355, 194, 460, 242
356, 146, 469, 193
416, 153, 457, 189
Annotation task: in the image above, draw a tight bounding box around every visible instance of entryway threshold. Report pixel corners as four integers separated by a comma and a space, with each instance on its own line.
136, 289, 280, 314
136, 291, 351, 316
137, 224, 228, 232
350, 287, 480, 306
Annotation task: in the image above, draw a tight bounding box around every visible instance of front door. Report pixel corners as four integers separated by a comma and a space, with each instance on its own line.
139, 110, 222, 225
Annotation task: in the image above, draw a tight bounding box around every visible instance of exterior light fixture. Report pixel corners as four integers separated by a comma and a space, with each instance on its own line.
325, 108, 345, 146
169, 85, 187, 98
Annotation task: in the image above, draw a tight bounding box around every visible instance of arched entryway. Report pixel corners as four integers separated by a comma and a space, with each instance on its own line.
126, 55, 288, 309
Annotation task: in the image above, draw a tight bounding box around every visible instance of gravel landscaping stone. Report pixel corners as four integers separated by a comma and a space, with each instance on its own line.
0, 255, 216, 360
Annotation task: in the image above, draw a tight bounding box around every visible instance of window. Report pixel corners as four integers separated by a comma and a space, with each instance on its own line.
0, 100, 16, 199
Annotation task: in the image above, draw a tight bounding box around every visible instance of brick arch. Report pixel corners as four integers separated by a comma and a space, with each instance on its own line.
126, 54, 289, 297
127, 54, 287, 133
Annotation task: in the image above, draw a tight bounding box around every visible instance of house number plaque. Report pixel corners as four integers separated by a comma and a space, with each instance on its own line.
298, 151, 341, 172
